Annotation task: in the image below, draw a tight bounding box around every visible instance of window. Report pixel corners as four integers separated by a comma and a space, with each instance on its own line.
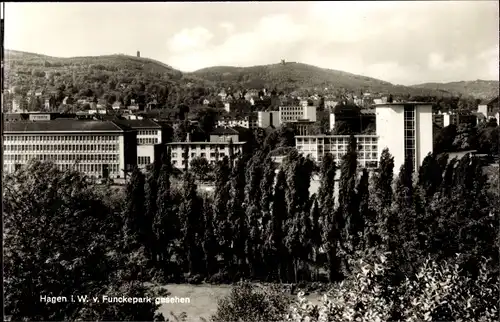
404, 105, 416, 169
138, 156, 151, 165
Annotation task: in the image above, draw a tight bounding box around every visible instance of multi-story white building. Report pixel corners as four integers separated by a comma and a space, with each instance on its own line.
217, 115, 257, 129
296, 135, 379, 168
167, 142, 247, 169
167, 127, 248, 170
257, 111, 281, 128
375, 102, 433, 172
114, 119, 165, 168
296, 102, 434, 173
329, 113, 336, 131
279, 105, 317, 123
3, 119, 137, 179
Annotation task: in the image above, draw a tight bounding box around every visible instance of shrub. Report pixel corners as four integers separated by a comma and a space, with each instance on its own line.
286, 252, 499, 322
211, 282, 291, 322
207, 271, 232, 284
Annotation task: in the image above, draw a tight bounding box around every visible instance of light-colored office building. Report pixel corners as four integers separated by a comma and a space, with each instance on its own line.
257, 111, 281, 128
168, 127, 248, 169
167, 142, 247, 169
279, 105, 317, 123
297, 102, 434, 172
114, 119, 165, 168
375, 102, 433, 172
3, 119, 137, 179
296, 135, 379, 169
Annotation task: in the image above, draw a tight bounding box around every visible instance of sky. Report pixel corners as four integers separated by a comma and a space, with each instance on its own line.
4, 1, 499, 85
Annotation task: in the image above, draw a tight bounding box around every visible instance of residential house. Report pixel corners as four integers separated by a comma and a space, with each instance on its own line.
478, 97, 499, 120
12, 97, 28, 113
325, 100, 339, 110
218, 90, 227, 101
203, 98, 210, 105
128, 99, 140, 110
35, 89, 44, 97
217, 114, 258, 129
112, 101, 124, 110
62, 96, 73, 105
147, 99, 158, 110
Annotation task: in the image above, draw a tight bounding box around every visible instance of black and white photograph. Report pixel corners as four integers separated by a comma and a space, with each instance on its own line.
2, 1, 499, 321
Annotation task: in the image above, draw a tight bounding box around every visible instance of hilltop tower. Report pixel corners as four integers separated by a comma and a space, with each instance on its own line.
137, 51, 140, 58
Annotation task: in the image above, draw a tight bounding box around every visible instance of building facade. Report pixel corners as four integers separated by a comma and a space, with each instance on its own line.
295, 135, 379, 168
478, 97, 499, 119
167, 141, 247, 169
3, 120, 137, 179
168, 127, 248, 170
113, 119, 165, 168
217, 115, 257, 129
279, 105, 317, 123
375, 102, 433, 172
257, 111, 281, 128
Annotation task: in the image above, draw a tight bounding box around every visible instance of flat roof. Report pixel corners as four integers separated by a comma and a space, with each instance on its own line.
167, 141, 247, 145
4, 120, 127, 133
113, 119, 162, 129
295, 135, 378, 138
370, 102, 433, 108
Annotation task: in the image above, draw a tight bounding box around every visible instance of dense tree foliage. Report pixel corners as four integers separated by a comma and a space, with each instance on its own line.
4, 132, 498, 320
3, 161, 164, 321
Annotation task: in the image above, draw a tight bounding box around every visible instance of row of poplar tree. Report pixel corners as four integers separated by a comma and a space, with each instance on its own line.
123, 135, 498, 284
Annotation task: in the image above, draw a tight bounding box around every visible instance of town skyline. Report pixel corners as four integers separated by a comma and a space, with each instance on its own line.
4, 1, 499, 85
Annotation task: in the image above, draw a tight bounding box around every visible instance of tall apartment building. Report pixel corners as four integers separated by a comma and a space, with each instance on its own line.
295, 135, 379, 169
3, 119, 137, 179
375, 102, 433, 172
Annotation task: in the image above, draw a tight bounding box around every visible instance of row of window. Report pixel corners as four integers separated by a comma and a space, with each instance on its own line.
172, 159, 219, 166
298, 144, 377, 151
3, 163, 120, 176
297, 137, 378, 144
4, 144, 118, 152
4, 135, 120, 143
172, 152, 227, 159
137, 138, 159, 145
138, 156, 152, 165
4, 153, 119, 162
300, 150, 378, 159
138, 130, 159, 136
315, 156, 378, 167
404, 106, 416, 167
280, 107, 306, 111
170, 145, 238, 151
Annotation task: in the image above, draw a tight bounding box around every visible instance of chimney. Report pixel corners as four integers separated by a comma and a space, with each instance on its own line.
137, 51, 140, 58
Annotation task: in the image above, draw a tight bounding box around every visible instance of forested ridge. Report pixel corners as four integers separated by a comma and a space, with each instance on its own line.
5, 50, 497, 113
